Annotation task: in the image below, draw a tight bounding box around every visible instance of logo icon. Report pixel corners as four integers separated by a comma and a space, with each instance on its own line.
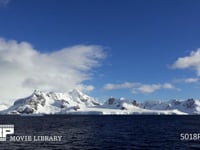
0, 125, 14, 141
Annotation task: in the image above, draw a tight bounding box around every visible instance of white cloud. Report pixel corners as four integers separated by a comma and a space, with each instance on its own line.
76, 84, 95, 92
104, 82, 175, 94
103, 82, 140, 90
163, 83, 174, 89
174, 78, 199, 83
184, 78, 199, 83
0, 38, 105, 104
132, 83, 175, 94
0, 0, 10, 7
172, 49, 200, 76
133, 84, 161, 94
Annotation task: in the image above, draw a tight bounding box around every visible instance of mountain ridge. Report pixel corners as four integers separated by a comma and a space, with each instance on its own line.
1, 89, 200, 115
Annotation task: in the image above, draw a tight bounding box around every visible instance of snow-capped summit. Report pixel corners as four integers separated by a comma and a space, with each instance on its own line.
1, 89, 99, 115
139, 98, 200, 114
103, 97, 138, 110
1, 90, 200, 115
69, 89, 100, 106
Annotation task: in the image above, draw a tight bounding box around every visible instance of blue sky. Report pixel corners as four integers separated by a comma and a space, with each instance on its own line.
1, 0, 200, 103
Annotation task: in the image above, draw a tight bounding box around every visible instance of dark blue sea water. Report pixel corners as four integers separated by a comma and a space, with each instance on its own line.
0, 115, 200, 149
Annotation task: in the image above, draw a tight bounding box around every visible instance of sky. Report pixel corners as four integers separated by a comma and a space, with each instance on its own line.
1, 0, 200, 104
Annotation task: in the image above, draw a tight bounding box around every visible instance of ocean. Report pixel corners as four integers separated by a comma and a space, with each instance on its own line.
0, 115, 200, 149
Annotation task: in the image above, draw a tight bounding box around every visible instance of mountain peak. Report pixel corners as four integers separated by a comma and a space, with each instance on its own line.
33, 89, 44, 96
70, 89, 83, 96
2, 89, 99, 114
1, 90, 200, 115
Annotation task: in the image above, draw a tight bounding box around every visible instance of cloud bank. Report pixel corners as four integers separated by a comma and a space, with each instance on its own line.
172, 49, 200, 76
104, 82, 175, 94
0, 38, 105, 104
103, 82, 140, 90
174, 78, 199, 83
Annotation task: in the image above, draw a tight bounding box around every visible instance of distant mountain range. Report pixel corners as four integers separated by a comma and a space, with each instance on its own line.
0, 89, 200, 115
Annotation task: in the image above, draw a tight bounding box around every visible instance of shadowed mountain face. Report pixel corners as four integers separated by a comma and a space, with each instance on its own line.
1, 90, 200, 115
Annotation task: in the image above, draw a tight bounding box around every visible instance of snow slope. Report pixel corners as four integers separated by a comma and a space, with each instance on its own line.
1, 89, 99, 115
139, 99, 200, 114
1, 90, 200, 115
101, 97, 187, 115
0, 104, 9, 111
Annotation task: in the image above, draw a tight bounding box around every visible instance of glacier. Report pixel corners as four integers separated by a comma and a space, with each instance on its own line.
0, 89, 200, 115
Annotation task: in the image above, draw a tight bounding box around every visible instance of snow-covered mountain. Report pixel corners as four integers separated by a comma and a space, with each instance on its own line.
1, 89, 200, 115
101, 97, 187, 115
0, 103, 9, 111
139, 98, 200, 114
1, 89, 99, 115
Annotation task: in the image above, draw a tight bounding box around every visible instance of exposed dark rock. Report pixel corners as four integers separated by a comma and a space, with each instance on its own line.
108, 98, 115, 105
121, 106, 127, 110
183, 99, 195, 108
132, 100, 138, 106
